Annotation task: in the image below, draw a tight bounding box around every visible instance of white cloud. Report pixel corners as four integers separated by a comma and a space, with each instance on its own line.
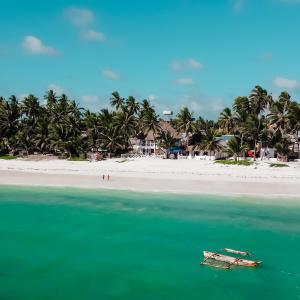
102, 69, 120, 80
188, 58, 203, 70
174, 78, 195, 85
65, 8, 95, 27
81, 95, 100, 103
273, 76, 299, 89
83, 29, 106, 42
48, 84, 65, 95
148, 94, 158, 101
171, 58, 203, 72
23, 36, 58, 55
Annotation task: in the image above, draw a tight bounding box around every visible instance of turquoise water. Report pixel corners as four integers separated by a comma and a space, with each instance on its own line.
1, 186, 300, 299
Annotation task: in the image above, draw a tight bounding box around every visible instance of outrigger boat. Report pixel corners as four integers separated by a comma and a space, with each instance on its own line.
201, 250, 261, 269
223, 248, 251, 256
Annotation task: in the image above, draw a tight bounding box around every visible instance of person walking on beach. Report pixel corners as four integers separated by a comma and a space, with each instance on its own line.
102, 174, 105, 181
107, 174, 110, 181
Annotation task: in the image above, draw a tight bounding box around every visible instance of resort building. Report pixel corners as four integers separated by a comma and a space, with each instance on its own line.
131, 121, 181, 155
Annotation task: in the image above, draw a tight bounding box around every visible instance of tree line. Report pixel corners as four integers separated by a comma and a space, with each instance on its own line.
0, 86, 299, 160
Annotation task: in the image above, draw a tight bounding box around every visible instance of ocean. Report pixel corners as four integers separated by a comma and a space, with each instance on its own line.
0, 186, 300, 300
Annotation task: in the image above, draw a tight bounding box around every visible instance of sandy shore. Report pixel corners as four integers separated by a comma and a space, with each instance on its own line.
1, 158, 300, 198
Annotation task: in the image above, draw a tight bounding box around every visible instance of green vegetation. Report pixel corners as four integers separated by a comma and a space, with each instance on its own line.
0, 86, 299, 160
215, 160, 253, 166
270, 163, 288, 168
0, 155, 17, 160
68, 157, 88, 161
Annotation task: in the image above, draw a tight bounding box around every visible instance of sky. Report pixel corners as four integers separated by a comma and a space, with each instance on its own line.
1, 0, 300, 119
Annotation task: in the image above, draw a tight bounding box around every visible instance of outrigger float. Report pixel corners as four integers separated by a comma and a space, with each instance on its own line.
201, 249, 261, 270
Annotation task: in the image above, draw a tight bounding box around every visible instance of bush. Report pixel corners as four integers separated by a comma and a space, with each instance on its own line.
215, 160, 253, 166
68, 157, 88, 161
0, 155, 17, 160
270, 163, 288, 168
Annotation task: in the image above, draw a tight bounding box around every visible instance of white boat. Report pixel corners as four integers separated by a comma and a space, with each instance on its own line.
203, 251, 261, 267
223, 248, 251, 256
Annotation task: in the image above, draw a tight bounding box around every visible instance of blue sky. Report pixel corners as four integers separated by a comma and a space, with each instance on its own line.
1, 0, 300, 119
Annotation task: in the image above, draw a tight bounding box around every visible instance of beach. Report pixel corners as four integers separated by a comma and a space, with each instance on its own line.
1, 158, 300, 198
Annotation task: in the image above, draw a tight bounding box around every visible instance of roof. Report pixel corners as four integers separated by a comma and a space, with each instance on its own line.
145, 121, 181, 140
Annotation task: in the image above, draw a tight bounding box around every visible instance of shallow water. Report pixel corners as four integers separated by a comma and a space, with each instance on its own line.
0, 186, 300, 300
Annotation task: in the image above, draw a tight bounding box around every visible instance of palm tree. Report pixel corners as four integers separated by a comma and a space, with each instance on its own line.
126, 96, 140, 115
0, 96, 20, 153
249, 85, 272, 116
278, 91, 291, 109
288, 102, 300, 155
113, 108, 137, 150
198, 128, 223, 159
22, 94, 40, 121
49, 120, 81, 158
110, 91, 124, 110
218, 107, 236, 134
268, 100, 290, 138
243, 114, 267, 160
158, 131, 177, 157
44, 89, 57, 111
34, 115, 51, 154
139, 103, 161, 154
174, 107, 195, 138
275, 138, 291, 162
225, 136, 247, 161
233, 96, 251, 114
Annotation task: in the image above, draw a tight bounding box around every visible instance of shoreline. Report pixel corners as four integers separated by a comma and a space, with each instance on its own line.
1, 158, 300, 199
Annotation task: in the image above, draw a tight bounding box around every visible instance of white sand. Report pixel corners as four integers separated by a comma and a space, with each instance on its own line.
1, 158, 300, 198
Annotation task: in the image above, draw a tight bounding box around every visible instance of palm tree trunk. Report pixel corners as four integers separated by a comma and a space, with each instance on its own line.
241, 134, 245, 159
297, 131, 299, 159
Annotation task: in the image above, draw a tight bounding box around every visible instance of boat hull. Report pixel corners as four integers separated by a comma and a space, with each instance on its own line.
203, 251, 261, 267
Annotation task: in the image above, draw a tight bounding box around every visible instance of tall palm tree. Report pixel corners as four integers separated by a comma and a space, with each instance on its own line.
49, 119, 81, 158
249, 85, 273, 116
218, 107, 236, 134
22, 94, 40, 121
44, 89, 57, 110
110, 91, 124, 110
288, 102, 300, 156
113, 108, 137, 150
243, 114, 267, 160
278, 91, 291, 109
233, 96, 251, 114
174, 107, 195, 138
139, 104, 161, 154
34, 116, 51, 154
268, 101, 290, 138
126, 96, 140, 115
0, 96, 20, 153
